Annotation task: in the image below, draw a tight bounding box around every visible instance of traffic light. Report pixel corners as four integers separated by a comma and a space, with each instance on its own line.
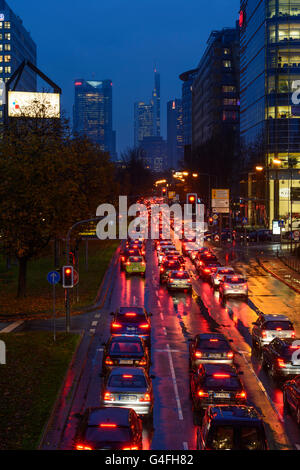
186, 193, 198, 215
208, 217, 214, 226
62, 265, 74, 288
162, 187, 167, 196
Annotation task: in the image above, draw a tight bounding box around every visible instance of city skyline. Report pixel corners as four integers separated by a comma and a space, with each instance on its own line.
6, 0, 240, 155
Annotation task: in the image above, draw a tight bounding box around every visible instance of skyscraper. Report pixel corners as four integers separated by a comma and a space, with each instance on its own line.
167, 99, 184, 169
240, 0, 300, 227
152, 69, 161, 136
179, 68, 198, 159
134, 101, 153, 147
0, 0, 37, 121
73, 79, 116, 158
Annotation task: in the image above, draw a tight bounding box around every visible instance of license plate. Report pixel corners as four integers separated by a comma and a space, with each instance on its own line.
120, 395, 136, 401
127, 327, 136, 332
209, 354, 221, 358
214, 393, 230, 398
119, 360, 133, 365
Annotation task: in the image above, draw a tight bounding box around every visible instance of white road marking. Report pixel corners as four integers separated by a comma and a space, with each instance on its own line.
0, 320, 23, 333
155, 348, 180, 353
94, 314, 100, 318
91, 321, 98, 327
295, 444, 300, 450
160, 312, 164, 321
89, 329, 96, 334
163, 327, 167, 336
96, 348, 104, 352
133, 296, 137, 305
158, 300, 162, 307
166, 343, 183, 421
183, 442, 188, 450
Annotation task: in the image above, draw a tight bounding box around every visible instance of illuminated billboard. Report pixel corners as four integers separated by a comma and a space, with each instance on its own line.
8, 91, 60, 118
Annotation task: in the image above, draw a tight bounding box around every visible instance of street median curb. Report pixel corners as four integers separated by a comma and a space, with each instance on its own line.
258, 257, 300, 295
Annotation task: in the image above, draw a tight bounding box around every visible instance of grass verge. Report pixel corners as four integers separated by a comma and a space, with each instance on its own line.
0, 331, 80, 450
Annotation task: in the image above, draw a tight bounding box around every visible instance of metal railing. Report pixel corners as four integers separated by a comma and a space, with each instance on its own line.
277, 246, 300, 274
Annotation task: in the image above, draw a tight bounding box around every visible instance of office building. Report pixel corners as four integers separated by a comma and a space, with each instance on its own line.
167, 99, 184, 169
73, 79, 116, 158
152, 68, 161, 136
140, 136, 167, 172
240, 0, 300, 228
179, 68, 198, 158
134, 101, 153, 147
0, 0, 37, 121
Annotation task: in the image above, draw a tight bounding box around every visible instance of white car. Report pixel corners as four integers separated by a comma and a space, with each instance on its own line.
211, 267, 235, 288
219, 275, 248, 301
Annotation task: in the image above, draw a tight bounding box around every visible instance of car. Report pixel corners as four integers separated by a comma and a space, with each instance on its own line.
163, 253, 185, 268
248, 230, 272, 242
166, 270, 192, 291
182, 239, 196, 255
125, 256, 146, 276
120, 248, 141, 270
261, 337, 300, 381
157, 244, 175, 265
102, 336, 150, 375
110, 307, 151, 347
211, 267, 235, 288
219, 275, 248, 301
189, 333, 234, 369
126, 240, 145, 256
197, 405, 268, 450
190, 363, 246, 413
101, 367, 154, 418
198, 262, 221, 282
252, 314, 295, 352
160, 259, 181, 283
283, 375, 300, 425
73, 407, 143, 450
195, 252, 219, 271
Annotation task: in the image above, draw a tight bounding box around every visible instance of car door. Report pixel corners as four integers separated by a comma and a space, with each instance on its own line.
290, 377, 300, 411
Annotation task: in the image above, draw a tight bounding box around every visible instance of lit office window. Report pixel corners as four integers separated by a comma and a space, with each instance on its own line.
0, 34, 2, 40
0, 56, 3, 63
223, 48, 230, 55
5, 33, 10, 40
0, 45, 2, 51
4, 22, 10, 29
5, 66, 11, 73
223, 60, 232, 68
0, 23, 2, 29
4, 55, 10, 62
0, 67, 3, 74
4, 44, 10, 51
224, 98, 237, 105
222, 85, 236, 92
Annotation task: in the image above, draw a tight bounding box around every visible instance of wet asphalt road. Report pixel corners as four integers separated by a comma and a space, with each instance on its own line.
23, 239, 300, 450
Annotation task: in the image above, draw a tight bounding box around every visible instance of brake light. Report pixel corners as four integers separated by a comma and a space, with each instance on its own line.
76, 444, 93, 450
100, 423, 117, 428
213, 373, 230, 378
126, 261, 131, 265
291, 331, 296, 338
123, 374, 133, 378
198, 390, 209, 398
223, 283, 230, 289
125, 313, 136, 317
112, 322, 122, 328
139, 393, 151, 402
236, 391, 247, 399
123, 446, 139, 450
105, 356, 114, 365
227, 351, 234, 359
276, 327, 282, 331
169, 278, 174, 283
104, 391, 115, 401
277, 358, 285, 368
138, 357, 147, 366
121, 257, 125, 261
261, 331, 267, 338
210, 339, 218, 342
139, 323, 150, 329
160, 267, 164, 272
194, 351, 202, 358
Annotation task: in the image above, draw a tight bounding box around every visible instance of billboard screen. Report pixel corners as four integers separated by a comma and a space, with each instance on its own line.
8, 91, 60, 118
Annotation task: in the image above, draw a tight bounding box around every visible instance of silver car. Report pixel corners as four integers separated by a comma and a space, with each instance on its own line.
167, 270, 192, 291
211, 267, 235, 288
101, 367, 154, 417
252, 314, 296, 350
219, 275, 248, 300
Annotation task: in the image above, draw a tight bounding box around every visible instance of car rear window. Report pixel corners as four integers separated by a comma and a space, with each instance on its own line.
226, 277, 246, 284
219, 269, 234, 275
171, 272, 189, 279
110, 341, 143, 354
164, 261, 181, 269
108, 374, 147, 388
204, 376, 240, 389
116, 313, 146, 324
129, 256, 143, 262
264, 321, 293, 331
198, 339, 229, 350
85, 427, 130, 443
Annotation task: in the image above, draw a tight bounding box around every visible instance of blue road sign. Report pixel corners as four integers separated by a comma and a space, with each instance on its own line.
242, 217, 248, 225
279, 220, 285, 227
47, 270, 60, 285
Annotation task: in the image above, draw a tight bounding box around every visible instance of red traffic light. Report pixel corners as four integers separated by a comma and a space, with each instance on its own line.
62, 265, 74, 288
189, 195, 195, 202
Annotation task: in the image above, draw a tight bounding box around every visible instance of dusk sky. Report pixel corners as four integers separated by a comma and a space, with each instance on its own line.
11, 0, 240, 155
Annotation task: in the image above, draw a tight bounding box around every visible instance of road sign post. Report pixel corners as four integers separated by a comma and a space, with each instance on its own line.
47, 271, 60, 341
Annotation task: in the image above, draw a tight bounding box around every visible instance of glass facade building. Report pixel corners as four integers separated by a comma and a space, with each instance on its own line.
240, 0, 300, 228
0, 0, 37, 122
134, 101, 153, 147
167, 99, 184, 169
179, 68, 198, 148
73, 79, 116, 158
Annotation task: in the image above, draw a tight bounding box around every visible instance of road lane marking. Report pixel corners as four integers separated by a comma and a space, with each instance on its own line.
183, 442, 188, 450
91, 321, 98, 327
0, 320, 24, 333
158, 300, 162, 307
160, 312, 164, 321
89, 328, 96, 334
166, 343, 183, 421
163, 327, 167, 336
155, 348, 181, 353
94, 314, 100, 318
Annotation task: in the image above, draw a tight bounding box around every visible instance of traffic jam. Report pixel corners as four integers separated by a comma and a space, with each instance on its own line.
71, 200, 300, 452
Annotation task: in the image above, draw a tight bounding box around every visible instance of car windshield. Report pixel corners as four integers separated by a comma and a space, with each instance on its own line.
172, 272, 189, 279
85, 427, 130, 443
204, 376, 240, 389
110, 341, 143, 354
164, 261, 180, 269
198, 339, 229, 350
264, 321, 293, 331
108, 374, 147, 388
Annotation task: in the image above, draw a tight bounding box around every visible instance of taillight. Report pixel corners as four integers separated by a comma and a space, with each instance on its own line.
121, 257, 125, 261
224, 283, 230, 289
112, 322, 122, 329
104, 391, 115, 401
100, 423, 117, 428
105, 356, 114, 365
139, 393, 151, 402
277, 358, 285, 368
236, 391, 247, 399
194, 351, 202, 358
76, 444, 93, 450
227, 351, 234, 359
204, 268, 210, 274
160, 267, 164, 272
139, 323, 150, 329
138, 357, 147, 366
198, 390, 209, 398
123, 446, 139, 450
126, 261, 131, 265
291, 331, 296, 338
261, 331, 267, 338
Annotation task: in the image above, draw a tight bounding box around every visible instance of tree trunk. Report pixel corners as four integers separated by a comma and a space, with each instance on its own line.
17, 257, 28, 298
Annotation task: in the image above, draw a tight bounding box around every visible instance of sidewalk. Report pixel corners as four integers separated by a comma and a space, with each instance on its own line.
258, 255, 300, 294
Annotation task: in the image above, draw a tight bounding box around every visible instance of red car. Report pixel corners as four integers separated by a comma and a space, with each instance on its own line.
283, 375, 300, 425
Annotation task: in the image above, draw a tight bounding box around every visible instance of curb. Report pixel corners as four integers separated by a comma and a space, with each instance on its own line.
257, 258, 300, 295
38, 330, 85, 449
